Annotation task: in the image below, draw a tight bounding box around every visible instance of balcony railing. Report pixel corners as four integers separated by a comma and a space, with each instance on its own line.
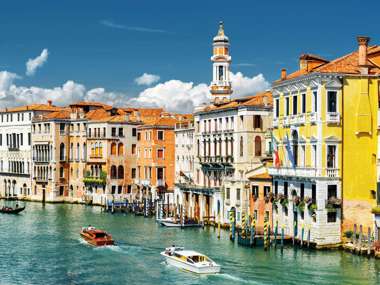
309, 112, 317, 124
290, 115, 298, 125
8, 146, 20, 151
326, 112, 340, 124
269, 166, 340, 179
198, 155, 234, 164
297, 114, 306, 125
157, 179, 165, 187
282, 117, 290, 127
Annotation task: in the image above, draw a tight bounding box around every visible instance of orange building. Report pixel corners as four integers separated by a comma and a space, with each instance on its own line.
136, 116, 177, 201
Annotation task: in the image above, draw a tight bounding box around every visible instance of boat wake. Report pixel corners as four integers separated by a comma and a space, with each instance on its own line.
216, 273, 260, 284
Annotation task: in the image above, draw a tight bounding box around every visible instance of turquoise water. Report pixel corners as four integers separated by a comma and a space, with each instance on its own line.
0, 202, 379, 285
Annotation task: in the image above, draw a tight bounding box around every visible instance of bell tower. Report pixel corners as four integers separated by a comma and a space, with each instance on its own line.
210, 21, 232, 104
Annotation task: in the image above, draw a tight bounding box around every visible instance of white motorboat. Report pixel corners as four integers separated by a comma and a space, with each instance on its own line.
161, 246, 221, 274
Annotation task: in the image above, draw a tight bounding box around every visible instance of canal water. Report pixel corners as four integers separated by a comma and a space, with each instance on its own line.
0, 202, 379, 285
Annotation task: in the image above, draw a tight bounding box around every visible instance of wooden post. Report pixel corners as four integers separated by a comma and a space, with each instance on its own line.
281, 225, 284, 253
300, 224, 304, 248
367, 227, 372, 256
264, 218, 268, 250
353, 224, 357, 246
274, 220, 278, 248
217, 211, 221, 239
307, 225, 311, 249
359, 224, 363, 253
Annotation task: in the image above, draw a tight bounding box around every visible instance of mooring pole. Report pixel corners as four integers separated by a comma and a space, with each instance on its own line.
367, 227, 372, 256
307, 225, 311, 249
300, 223, 304, 248
281, 225, 284, 253
274, 220, 278, 248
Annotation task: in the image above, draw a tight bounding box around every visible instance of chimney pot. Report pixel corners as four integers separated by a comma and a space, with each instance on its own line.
357, 36, 370, 67
281, 68, 287, 80
47, 100, 52, 106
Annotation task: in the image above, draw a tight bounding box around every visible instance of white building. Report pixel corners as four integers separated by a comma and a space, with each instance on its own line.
0, 103, 60, 199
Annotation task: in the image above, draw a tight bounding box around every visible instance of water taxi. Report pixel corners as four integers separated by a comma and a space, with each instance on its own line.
160, 246, 220, 274
80, 226, 114, 246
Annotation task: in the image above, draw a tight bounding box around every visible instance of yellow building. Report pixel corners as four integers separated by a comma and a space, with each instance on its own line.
269, 36, 380, 246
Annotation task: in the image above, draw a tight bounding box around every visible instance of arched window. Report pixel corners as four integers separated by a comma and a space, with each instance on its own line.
90, 165, 94, 176
59, 143, 65, 161
99, 142, 103, 157
240, 136, 243, 157
117, 165, 124, 179
76, 143, 80, 160
255, 136, 262, 157
111, 165, 117, 179
118, 143, 124, 155
83, 143, 86, 160
111, 143, 117, 155
94, 142, 99, 156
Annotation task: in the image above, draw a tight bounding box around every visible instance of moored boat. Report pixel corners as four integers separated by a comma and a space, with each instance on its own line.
0, 206, 25, 214
80, 226, 114, 246
160, 221, 203, 228
160, 246, 220, 274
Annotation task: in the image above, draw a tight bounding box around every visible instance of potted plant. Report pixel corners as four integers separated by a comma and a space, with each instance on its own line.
326, 196, 342, 208
308, 203, 317, 214
280, 197, 289, 207
293, 195, 300, 206
304, 196, 312, 207
297, 200, 305, 212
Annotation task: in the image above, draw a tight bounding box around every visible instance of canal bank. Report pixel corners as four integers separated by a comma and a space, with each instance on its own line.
0, 202, 379, 285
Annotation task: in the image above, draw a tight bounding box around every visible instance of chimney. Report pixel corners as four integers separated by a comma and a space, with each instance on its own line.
357, 36, 370, 67
47, 100, 52, 106
281, 68, 287, 80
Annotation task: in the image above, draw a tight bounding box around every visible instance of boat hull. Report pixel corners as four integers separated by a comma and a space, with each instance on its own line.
0, 207, 25, 214
80, 232, 114, 247
161, 253, 220, 274
160, 221, 203, 228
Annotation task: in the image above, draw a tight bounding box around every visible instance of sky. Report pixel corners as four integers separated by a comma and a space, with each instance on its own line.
0, 0, 379, 113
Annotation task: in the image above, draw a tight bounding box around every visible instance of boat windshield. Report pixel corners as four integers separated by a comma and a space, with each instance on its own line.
189, 255, 211, 263
95, 232, 107, 238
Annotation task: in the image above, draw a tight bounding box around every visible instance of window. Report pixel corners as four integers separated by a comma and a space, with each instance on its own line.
226, 188, 230, 200
239, 136, 243, 157
137, 132, 141, 141
264, 186, 270, 197
236, 188, 241, 201
88, 128, 91, 137
300, 183, 304, 199
111, 165, 117, 179
285, 97, 290, 116
157, 149, 164, 159
301, 93, 306, 113
118, 128, 124, 137
312, 145, 317, 168
28, 133, 31, 146
111, 143, 117, 155
254, 115, 262, 129
328, 185, 337, 199
131, 168, 136, 179
312, 184, 316, 202
132, 144, 136, 155
255, 136, 262, 156
59, 143, 65, 161
252, 185, 259, 198
284, 182, 288, 197
313, 91, 318, 112
327, 145, 336, 168
59, 167, 64, 178
157, 130, 164, 140
60, 123, 65, 134
118, 143, 124, 155
275, 99, 279, 118
274, 181, 278, 196
218, 65, 224, 80
111, 128, 116, 137
327, 91, 337, 113
293, 95, 298, 115
132, 128, 137, 137
117, 166, 124, 179
327, 212, 337, 223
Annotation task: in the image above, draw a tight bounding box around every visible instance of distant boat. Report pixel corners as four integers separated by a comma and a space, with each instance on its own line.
80, 227, 114, 246
0, 206, 25, 214
161, 246, 221, 274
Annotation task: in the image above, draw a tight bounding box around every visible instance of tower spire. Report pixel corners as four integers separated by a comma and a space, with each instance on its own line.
210, 21, 232, 104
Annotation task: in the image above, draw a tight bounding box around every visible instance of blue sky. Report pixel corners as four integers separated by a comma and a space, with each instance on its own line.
0, 0, 379, 112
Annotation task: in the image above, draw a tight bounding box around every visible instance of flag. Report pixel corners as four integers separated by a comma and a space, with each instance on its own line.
285, 133, 295, 168
271, 134, 280, 168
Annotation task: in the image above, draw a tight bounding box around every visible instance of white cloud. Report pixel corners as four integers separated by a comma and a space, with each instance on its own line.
100, 20, 169, 34
134, 73, 160, 86
26, 49, 49, 76
128, 80, 209, 113
0, 69, 269, 114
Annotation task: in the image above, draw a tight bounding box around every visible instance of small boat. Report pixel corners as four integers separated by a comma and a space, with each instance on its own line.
0, 206, 25, 214
161, 246, 220, 274
80, 227, 114, 246
160, 220, 203, 228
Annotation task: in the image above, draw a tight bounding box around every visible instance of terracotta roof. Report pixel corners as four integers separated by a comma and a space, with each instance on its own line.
277, 45, 380, 83
199, 91, 272, 113
2, 104, 62, 113
69, 101, 113, 110
43, 108, 71, 120
85, 108, 111, 121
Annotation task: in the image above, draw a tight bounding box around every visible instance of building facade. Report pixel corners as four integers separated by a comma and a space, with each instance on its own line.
269, 36, 380, 246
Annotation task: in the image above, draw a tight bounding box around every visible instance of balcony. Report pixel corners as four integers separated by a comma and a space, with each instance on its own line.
156, 179, 165, 187
297, 114, 306, 125
8, 146, 20, 151
273, 117, 279, 128
269, 166, 340, 179
290, 115, 298, 125
326, 112, 340, 124
309, 112, 317, 124
326, 168, 339, 178
282, 117, 290, 127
